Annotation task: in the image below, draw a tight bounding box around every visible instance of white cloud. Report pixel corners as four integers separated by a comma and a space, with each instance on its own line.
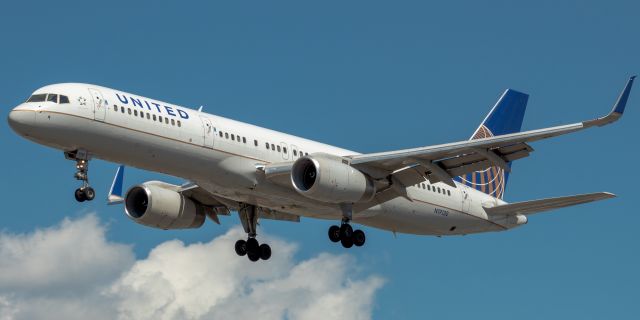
0, 215, 134, 293
0, 215, 384, 320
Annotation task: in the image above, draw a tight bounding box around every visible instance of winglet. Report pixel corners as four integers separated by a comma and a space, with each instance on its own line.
107, 165, 125, 205
584, 75, 635, 127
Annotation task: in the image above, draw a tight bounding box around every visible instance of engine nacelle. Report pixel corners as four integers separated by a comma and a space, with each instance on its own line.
291, 153, 376, 204
124, 182, 205, 230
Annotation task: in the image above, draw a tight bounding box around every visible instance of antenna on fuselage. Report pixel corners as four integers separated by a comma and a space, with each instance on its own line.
198, 105, 204, 112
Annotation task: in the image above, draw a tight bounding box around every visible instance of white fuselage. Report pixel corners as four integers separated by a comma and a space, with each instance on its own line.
8, 83, 518, 236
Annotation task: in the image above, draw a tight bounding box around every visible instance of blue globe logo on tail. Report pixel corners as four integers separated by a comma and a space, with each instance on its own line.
453, 89, 529, 200
456, 125, 508, 199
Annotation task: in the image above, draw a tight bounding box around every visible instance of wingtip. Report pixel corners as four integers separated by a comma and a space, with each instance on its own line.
107, 165, 126, 203
601, 192, 617, 199
613, 75, 635, 114
583, 76, 635, 127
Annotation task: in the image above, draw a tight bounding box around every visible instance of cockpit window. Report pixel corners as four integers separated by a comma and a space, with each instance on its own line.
27, 94, 47, 102
27, 93, 70, 104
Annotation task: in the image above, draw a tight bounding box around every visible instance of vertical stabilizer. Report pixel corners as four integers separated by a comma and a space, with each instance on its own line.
455, 89, 529, 199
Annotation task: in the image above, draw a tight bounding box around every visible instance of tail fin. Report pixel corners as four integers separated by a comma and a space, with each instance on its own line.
455, 89, 529, 199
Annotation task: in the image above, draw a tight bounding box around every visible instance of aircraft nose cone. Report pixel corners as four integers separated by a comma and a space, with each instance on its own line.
8, 109, 36, 135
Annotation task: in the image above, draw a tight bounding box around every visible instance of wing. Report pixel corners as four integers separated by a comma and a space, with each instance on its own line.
483, 192, 616, 216
346, 76, 635, 185
179, 182, 300, 223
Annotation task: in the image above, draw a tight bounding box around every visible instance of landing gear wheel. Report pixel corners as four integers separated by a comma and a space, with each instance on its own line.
235, 239, 247, 256
353, 230, 366, 247
247, 250, 260, 262
246, 238, 260, 262
328, 225, 341, 242
339, 224, 353, 239
341, 235, 354, 248
82, 187, 95, 201
246, 238, 259, 253
74, 188, 86, 202
259, 244, 271, 260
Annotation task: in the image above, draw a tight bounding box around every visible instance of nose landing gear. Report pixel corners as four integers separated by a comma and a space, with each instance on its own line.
66, 150, 95, 202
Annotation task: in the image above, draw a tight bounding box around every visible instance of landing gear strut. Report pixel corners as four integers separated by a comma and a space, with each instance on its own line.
235, 204, 271, 262
66, 150, 95, 202
328, 204, 366, 248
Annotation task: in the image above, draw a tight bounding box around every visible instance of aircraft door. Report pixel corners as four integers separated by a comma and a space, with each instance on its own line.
461, 187, 472, 213
88, 88, 106, 121
200, 117, 214, 148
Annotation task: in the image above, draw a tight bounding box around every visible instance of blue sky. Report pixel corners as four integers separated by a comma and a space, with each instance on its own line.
1, 1, 639, 319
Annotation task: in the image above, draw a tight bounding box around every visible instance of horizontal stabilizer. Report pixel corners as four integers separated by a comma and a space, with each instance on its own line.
484, 192, 615, 216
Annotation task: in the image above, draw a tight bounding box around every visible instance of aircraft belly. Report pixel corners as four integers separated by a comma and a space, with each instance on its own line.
357, 197, 503, 236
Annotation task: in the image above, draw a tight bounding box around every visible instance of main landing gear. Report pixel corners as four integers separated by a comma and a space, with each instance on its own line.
234, 204, 271, 262
66, 150, 95, 202
328, 219, 366, 248
328, 204, 366, 248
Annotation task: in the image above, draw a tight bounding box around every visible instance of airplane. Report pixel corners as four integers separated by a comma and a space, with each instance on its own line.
7, 76, 635, 262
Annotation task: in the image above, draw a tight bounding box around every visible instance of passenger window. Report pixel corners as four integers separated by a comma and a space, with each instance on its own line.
219, 131, 223, 137
231, 134, 235, 141
128, 108, 132, 115
447, 190, 451, 196
427, 185, 431, 191
47, 94, 58, 103
254, 140, 258, 146
293, 150, 297, 156
171, 119, 175, 126
265, 142, 270, 149
113, 105, 118, 111
121, 106, 125, 113
271, 143, 275, 150
158, 116, 163, 122
146, 113, 150, 119
27, 94, 47, 102
59, 95, 70, 104
165, 118, 169, 124
283, 147, 287, 153
177, 120, 181, 127
140, 112, 144, 118
134, 110, 138, 116
153, 115, 157, 121
277, 145, 281, 152
243, 137, 247, 144
224, 133, 228, 139
437, 187, 441, 194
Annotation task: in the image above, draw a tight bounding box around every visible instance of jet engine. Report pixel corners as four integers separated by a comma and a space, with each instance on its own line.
291, 153, 376, 204
124, 182, 205, 229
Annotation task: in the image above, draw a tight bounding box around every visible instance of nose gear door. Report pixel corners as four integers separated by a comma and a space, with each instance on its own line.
88, 88, 106, 121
